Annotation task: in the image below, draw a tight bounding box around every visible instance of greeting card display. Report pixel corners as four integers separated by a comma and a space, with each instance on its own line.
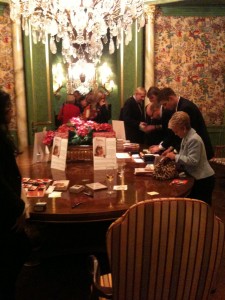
33, 131, 49, 163
112, 120, 126, 140
93, 132, 117, 170
51, 132, 69, 171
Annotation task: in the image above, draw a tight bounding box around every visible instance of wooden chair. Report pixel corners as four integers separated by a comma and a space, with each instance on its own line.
89, 198, 225, 300
214, 145, 225, 158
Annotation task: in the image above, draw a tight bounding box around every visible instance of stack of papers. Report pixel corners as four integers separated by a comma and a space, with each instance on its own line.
123, 143, 140, 152
134, 168, 154, 175
116, 153, 131, 159
145, 164, 155, 171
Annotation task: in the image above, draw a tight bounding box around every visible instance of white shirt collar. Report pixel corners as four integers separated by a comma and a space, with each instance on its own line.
176, 96, 181, 111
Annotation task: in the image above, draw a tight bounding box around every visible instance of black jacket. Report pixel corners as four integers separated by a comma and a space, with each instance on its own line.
0, 129, 25, 233
162, 97, 214, 160
92, 104, 111, 124
122, 96, 146, 144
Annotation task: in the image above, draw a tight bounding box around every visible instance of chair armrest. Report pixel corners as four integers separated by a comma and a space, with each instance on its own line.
88, 255, 112, 299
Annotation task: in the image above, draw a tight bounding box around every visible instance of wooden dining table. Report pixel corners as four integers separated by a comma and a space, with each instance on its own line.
17, 147, 194, 224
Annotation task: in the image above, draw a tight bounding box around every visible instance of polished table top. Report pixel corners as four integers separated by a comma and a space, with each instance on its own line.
17, 148, 194, 223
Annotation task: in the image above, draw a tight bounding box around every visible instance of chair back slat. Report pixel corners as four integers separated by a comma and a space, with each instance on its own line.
140, 201, 154, 300
106, 198, 225, 300
182, 202, 205, 299
161, 201, 177, 300
202, 218, 225, 299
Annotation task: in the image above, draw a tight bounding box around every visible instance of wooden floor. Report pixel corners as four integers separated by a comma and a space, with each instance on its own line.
15, 162, 225, 300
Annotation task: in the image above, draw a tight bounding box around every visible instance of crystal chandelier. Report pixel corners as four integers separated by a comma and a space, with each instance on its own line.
9, 0, 146, 65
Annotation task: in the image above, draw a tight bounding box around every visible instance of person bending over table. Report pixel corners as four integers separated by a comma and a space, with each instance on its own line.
144, 86, 173, 146
149, 87, 214, 160
165, 111, 215, 205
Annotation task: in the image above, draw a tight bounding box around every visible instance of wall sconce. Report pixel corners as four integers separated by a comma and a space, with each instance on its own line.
67, 59, 96, 95
98, 62, 115, 95
53, 61, 115, 96
52, 63, 66, 95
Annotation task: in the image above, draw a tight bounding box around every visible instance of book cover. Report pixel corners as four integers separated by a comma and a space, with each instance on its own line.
53, 180, 70, 191
85, 182, 107, 191
93, 136, 117, 170
26, 189, 46, 198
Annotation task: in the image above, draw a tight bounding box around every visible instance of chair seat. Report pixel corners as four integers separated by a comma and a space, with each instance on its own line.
99, 274, 112, 300
100, 273, 112, 288
214, 145, 225, 158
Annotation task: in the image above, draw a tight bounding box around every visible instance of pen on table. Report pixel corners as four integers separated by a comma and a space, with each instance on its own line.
71, 202, 83, 209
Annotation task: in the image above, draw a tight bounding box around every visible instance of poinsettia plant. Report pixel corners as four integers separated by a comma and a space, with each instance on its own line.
43, 117, 113, 146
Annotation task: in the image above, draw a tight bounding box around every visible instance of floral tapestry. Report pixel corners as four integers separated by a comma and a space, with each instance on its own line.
154, 8, 225, 125
0, 5, 15, 130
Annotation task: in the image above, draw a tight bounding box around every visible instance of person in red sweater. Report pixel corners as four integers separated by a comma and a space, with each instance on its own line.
57, 94, 80, 125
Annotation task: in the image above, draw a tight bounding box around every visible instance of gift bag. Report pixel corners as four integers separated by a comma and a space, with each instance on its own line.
153, 157, 178, 180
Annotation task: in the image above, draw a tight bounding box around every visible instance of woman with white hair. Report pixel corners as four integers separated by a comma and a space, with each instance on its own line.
166, 111, 215, 205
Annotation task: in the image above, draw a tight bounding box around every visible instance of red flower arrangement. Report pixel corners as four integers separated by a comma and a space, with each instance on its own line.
43, 117, 113, 146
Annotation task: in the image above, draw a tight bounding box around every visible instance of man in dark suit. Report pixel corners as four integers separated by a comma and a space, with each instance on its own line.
121, 87, 146, 144
149, 87, 214, 160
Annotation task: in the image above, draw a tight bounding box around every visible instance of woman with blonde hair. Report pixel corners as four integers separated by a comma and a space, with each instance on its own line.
85, 90, 111, 123
166, 111, 215, 205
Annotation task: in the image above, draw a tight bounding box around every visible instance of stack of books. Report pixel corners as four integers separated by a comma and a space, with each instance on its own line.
123, 142, 140, 152
116, 139, 126, 151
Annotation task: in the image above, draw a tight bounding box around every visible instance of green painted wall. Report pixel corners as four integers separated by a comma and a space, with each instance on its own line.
123, 34, 136, 101
101, 49, 119, 121
161, 5, 225, 16
123, 25, 145, 102
23, 34, 54, 144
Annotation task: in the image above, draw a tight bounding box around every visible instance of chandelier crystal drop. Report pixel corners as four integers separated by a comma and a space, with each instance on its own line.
10, 0, 146, 65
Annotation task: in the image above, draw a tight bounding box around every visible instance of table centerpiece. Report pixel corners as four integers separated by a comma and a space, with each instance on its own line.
43, 117, 113, 161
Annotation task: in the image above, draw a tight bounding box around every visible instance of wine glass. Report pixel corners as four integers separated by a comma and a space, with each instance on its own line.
117, 163, 125, 178
106, 166, 115, 195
